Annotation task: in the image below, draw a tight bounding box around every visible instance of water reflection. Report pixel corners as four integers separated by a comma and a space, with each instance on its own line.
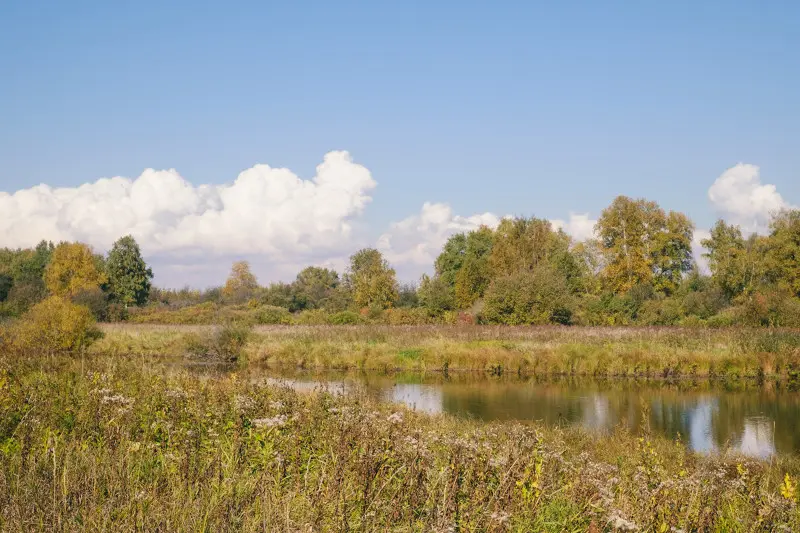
245, 367, 799, 458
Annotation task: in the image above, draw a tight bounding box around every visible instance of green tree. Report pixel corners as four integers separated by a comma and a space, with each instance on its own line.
396, 283, 420, 308
222, 261, 259, 303
418, 274, 455, 316
345, 248, 398, 309
106, 235, 153, 306
454, 226, 494, 307
482, 266, 573, 325
766, 210, 800, 297
292, 266, 340, 310
652, 211, 695, 294
434, 233, 467, 288
0, 274, 12, 302
44, 243, 107, 298
701, 220, 748, 298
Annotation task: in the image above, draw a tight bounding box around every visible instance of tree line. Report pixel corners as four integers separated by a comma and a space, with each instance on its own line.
2, 195, 799, 326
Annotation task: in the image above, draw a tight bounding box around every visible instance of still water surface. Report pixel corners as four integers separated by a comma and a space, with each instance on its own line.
200, 365, 800, 458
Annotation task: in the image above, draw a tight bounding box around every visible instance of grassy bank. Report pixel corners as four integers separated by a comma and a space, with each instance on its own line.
93, 324, 800, 379
2, 352, 800, 531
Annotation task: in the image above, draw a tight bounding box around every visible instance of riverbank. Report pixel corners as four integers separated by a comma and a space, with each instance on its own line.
93, 324, 800, 379
1, 352, 799, 530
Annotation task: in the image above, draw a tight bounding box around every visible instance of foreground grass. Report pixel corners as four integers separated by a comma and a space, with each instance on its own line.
94, 324, 800, 379
1, 352, 800, 532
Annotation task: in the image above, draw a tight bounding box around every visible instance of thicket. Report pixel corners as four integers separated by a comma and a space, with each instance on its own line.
3, 198, 800, 328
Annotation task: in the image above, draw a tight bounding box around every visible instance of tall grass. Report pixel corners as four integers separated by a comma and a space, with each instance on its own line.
93, 324, 800, 379
1, 353, 799, 531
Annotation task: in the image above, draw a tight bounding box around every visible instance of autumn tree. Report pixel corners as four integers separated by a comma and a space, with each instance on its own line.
345, 248, 398, 309
222, 261, 259, 302
489, 217, 554, 277
44, 242, 107, 298
596, 196, 694, 293
652, 211, 694, 294
106, 235, 153, 306
702, 220, 748, 298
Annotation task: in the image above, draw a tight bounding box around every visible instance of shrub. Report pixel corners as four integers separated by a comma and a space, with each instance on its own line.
740, 288, 800, 327
184, 323, 252, 362
251, 305, 292, 325
293, 309, 330, 325
71, 287, 110, 321
8, 296, 102, 355
482, 267, 574, 325
637, 297, 683, 326
328, 311, 365, 325
384, 307, 434, 325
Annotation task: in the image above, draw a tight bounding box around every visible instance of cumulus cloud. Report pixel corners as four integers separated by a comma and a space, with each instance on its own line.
378, 204, 605, 281
550, 213, 597, 242
0, 150, 375, 258
708, 163, 791, 233
376, 202, 501, 279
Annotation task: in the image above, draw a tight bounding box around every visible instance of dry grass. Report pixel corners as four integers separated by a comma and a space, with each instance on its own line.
94, 324, 800, 379
1, 352, 800, 531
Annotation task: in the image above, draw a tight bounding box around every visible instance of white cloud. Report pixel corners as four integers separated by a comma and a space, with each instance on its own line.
0, 150, 374, 258
708, 163, 791, 233
377, 202, 501, 279
692, 229, 711, 274
550, 213, 597, 242
378, 205, 604, 281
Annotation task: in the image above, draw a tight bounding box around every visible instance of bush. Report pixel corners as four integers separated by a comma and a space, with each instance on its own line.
71, 287, 110, 321
7, 296, 102, 355
482, 267, 574, 325
740, 288, 800, 327
185, 323, 252, 362
250, 305, 292, 325
129, 302, 219, 325
637, 297, 683, 326
328, 311, 365, 325
293, 309, 331, 325
384, 307, 434, 325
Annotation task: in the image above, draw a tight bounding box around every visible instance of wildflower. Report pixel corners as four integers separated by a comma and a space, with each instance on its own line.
252, 415, 287, 428
269, 400, 285, 410
490, 511, 510, 525
235, 394, 255, 412
609, 511, 638, 531
166, 389, 188, 400
780, 473, 796, 502
387, 412, 404, 424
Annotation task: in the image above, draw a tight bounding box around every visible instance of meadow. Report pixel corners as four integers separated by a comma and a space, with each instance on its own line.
94, 324, 800, 379
2, 350, 800, 532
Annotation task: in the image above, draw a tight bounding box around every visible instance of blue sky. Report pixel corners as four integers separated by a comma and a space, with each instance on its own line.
1, 1, 798, 286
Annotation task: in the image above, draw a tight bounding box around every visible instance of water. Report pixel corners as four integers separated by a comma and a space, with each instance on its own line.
198, 364, 800, 458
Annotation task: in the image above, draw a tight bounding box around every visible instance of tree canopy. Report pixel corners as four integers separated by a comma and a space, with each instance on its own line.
106, 236, 153, 306
44, 243, 107, 298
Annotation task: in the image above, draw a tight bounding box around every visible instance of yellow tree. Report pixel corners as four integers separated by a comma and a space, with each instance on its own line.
222, 261, 259, 302
44, 242, 107, 298
345, 248, 398, 309
596, 197, 651, 292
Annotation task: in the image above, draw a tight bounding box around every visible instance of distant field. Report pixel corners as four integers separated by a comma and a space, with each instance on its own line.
94, 324, 800, 379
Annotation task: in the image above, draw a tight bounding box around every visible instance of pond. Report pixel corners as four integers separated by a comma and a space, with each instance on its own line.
192, 364, 800, 458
